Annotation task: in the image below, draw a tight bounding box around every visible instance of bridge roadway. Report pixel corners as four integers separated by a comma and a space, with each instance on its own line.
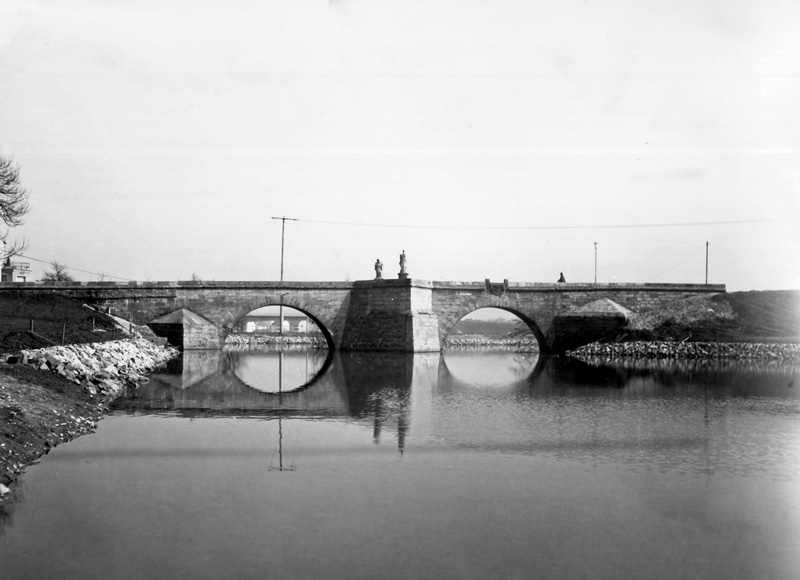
0, 278, 725, 352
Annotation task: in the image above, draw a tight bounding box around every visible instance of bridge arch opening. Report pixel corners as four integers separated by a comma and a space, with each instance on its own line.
227, 304, 333, 349
443, 307, 542, 351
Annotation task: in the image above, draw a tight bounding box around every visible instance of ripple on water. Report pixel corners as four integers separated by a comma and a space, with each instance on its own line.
428, 389, 800, 481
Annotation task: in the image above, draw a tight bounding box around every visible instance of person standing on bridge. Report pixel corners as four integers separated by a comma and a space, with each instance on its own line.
558, 273, 566, 283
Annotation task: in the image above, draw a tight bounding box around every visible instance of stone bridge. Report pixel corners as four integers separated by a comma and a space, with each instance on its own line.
0, 278, 724, 352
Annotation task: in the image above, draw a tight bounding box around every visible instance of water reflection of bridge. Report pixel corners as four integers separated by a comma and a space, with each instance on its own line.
112, 350, 423, 450
114, 348, 798, 423
110, 349, 800, 477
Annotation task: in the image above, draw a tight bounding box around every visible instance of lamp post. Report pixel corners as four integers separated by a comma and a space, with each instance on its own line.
594, 242, 598, 283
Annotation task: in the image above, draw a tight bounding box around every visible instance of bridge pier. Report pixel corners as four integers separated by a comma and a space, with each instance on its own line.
339, 279, 441, 352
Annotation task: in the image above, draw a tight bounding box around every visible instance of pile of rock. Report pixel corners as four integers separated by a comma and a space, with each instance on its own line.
225, 334, 327, 348
444, 337, 539, 351
568, 341, 800, 361
8, 339, 179, 397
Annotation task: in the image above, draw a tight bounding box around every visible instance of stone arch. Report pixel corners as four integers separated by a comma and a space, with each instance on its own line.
221, 298, 338, 349
439, 301, 547, 348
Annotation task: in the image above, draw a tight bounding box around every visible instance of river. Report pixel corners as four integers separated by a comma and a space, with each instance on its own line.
1, 348, 798, 580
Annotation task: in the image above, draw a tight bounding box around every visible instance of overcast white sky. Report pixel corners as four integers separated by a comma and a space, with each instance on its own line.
1, 0, 798, 290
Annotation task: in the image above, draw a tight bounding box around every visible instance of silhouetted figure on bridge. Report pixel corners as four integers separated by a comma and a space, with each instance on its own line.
558, 273, 566, 283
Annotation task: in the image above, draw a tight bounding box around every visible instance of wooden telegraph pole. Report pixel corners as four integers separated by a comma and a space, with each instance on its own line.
271, 216, 298, 334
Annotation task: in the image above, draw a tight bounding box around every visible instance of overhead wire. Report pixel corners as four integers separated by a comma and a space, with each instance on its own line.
11, 217, 784, 282
18, 254, 136, 281
297, 217, 787, 231
645, 247, 706, 281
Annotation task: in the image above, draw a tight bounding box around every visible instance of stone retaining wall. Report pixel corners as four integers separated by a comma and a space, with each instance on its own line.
9, 339, 179, 397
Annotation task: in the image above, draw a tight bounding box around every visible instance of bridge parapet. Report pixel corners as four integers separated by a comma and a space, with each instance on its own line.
0, 279, 726, 352
431, 281, 726, 352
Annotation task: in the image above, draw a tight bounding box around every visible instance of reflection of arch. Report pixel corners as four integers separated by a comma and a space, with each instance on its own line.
226, 348, 335, 395
438, 350, 544, 391
437, 352, 634, 394
440, 305, 546, 347
121, 350, 346, 417
227, 301, 336, 349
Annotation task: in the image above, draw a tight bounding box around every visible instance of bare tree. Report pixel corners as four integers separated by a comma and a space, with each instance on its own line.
41, 261, 75, 282
0, 154, 31, 258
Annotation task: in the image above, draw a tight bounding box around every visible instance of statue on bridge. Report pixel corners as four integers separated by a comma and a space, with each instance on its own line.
558, 272, 566, 283
374, 259, 383, 279
398, 250, 408, 279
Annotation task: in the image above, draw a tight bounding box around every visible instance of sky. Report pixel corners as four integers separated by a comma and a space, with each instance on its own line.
0, 0, 798, 291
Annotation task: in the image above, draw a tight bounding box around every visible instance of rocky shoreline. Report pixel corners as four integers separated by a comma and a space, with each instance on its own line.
225, 334, 327, 348
0, 339, 178, 496
567, 340, 800, 361
10, 339, 179, 397
443, 337, 539, 351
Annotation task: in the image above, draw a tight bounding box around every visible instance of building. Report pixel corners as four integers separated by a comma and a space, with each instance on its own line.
235, 314, 321, 334
1, 256, 31, 282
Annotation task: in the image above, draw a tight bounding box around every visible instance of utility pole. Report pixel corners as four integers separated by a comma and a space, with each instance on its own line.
594, 242, 598, 283
271, 216, 298, 335
271, 216, 298, 282
705, 241, 709, 285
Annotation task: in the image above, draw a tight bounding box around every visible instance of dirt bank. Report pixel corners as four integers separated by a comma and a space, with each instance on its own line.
0, 292, 175, 501
616, 290, 800, 343
0, 362, 108, 489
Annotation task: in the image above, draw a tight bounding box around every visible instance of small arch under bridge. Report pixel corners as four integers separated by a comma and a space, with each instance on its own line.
0, 278, 725, 353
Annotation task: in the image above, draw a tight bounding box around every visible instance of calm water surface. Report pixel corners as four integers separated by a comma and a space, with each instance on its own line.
1, 349, 799, 580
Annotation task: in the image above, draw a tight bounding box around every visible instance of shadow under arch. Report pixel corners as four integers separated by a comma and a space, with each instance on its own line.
225, 347, 335, 395
227, 301, 337, 351
441, 305, 545, 348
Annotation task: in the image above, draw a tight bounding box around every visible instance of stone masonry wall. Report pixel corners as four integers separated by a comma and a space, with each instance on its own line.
432, 282, 725, 352
0, 282, 353, 349
340, 279, 440, 352
0, 280, 725, 352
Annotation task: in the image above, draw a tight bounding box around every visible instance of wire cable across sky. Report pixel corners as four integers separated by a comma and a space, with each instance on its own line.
297, 217, 788, 230
19, 254, 136, 282
11, 216, 790, 284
